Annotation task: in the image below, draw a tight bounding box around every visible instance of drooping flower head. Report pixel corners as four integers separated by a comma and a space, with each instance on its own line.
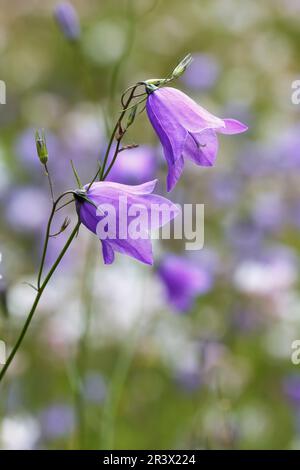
54, 2, 80, 41
157, 254, 213, 313
76, 180, 179, 265
146, 86, 248, 191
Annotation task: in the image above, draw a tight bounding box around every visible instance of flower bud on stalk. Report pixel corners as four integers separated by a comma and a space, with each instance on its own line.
172, 53, 193, 79
35, 129, 48, 165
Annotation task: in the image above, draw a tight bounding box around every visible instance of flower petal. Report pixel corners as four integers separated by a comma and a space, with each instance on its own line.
218, 118, 248, 135
150, 87, 224, 133
87, 179, 157, 197
147, 92, 187, 162
108, 237, 153, 265
166, 155, 185, 192
102, 241, 115, 264
76, 200, 98, 234
139, 193, 181, 228
184, 129, 218, 167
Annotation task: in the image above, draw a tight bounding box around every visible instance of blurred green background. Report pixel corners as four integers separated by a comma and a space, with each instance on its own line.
1, 0, 300, 450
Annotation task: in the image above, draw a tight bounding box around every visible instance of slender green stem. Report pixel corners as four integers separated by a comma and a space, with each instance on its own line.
44, 164, 54, 203
37, 191, 73, 290
100, 87, 137, 180
102, 140, 122, 181
87, 84, 138, 188
55, 199, 74, 212
0, 221, 81, 384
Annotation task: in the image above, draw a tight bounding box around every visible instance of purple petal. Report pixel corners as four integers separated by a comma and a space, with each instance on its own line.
102, 241, 115, 264
147, 92, 188, 162
184, 129, 218, 167
86, 179, 158, 197
76, 199, 98, 234
108, 237, 153, 265
218, 118, 248, 135
166, 155, 185, 192
141, 193, 181, 228
148, 88, 224, 134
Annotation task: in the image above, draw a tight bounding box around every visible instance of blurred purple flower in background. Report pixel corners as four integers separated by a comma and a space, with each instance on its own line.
180, 53, 220, 91
273, 125, 300, 171
236, 142, 274, 178
5, 187, 50, 233
157, 254, 213, 313
283, 375, 300, 407
209, 172, 242, 207
146, 87, 248, 191
175, 368, 202, 393
54, 2, 80, 41
237, 124, 300, 179
107, 146, 158, 185
76, 180, 179, 265
174, 360, 203, 393
83, 371, 107, 404
40, 404, 75, 440
225, 218, 265, 257
251, 192, 287, 233
232, 308, 263, 334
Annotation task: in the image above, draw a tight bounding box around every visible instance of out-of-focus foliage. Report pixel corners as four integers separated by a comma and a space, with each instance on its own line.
1, 0, 300, 450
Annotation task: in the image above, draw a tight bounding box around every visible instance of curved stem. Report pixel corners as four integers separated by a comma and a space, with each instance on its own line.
0, 221, 81, 384
88, 84, 138, 188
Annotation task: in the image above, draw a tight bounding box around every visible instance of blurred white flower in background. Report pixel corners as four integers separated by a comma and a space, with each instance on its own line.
0, 414, 40, 450
233, 251, 298, 296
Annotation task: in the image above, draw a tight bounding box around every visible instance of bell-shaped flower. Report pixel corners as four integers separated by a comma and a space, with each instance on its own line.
76, 180, 179, 265
146, 86, 248, 191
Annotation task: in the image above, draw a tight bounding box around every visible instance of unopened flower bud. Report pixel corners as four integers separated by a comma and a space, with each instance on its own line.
35, 129, 48, 165
172, 53, 193, 79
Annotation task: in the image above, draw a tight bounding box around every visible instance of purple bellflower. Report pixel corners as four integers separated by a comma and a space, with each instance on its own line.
54, 2, 80, 41
157, 254, 213, 313
146, 86, 248, 191
76, 180, 179, 265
